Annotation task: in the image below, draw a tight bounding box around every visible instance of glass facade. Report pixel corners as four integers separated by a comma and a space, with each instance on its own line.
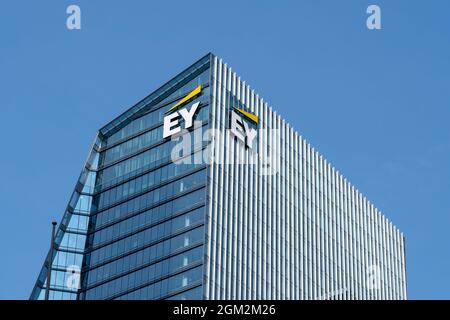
30, 54, 211, 300
31, 53, 406, 300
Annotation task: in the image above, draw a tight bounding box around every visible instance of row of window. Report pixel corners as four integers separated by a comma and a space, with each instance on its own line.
49, 269, 79, 291
107, 106, 165, 147
89, 222, 204, 266
73, 194, 93, 214
106, 69, 210, 146
104, 126, 162, 165
99, 125, 207, 185
92, 204, 204, 249
41, 290, 77, 301
165, 285, 203, 300
66, 214, 89, 232
112, 266, 203, 300
85, 246, 203, 299
155, 69, 210, 111
96, 156, 204, 210
59, 232, 86, 251
87, 237, 204, 287
103, 104, 209, 166
95, 187, 206, 229
94, 169, 206, 231
86, 233, 203, 289
52, 251, 83, 270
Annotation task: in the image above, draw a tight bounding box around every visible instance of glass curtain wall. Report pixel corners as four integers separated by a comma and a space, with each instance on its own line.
30, 54, 212, 300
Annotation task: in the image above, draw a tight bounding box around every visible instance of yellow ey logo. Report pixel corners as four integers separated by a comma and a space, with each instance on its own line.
163, 86, 202, 138
166, 85, 202, 114
230, 107, 258, 149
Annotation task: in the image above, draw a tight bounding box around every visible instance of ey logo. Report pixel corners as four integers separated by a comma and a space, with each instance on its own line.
230, 107, 258, 149
163, 86, 202, 139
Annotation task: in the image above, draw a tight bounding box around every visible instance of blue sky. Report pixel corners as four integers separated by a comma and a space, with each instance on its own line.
0, 0, 449, 300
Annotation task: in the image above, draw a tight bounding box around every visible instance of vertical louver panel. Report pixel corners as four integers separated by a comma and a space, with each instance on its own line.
204, 54, 406, 300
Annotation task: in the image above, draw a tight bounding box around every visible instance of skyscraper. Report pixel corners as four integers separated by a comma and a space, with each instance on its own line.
30, 53, 407, 300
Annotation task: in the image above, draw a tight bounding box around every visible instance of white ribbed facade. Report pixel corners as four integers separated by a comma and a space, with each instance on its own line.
203, 55, 407, 300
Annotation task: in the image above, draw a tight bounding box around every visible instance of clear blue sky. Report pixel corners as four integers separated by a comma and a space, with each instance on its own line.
0, 0, 449, 300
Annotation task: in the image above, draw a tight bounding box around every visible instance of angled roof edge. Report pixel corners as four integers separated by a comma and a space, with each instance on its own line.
99, 52, 214, 138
